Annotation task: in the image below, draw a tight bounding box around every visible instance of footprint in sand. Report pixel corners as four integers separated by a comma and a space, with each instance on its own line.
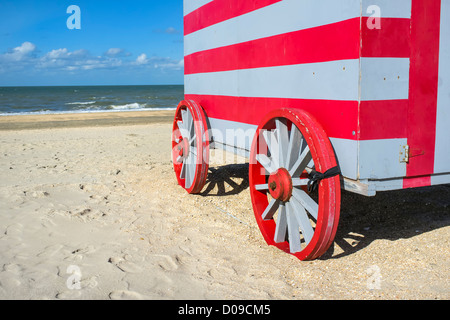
108, 256, 143, 274
4, 223, 23, 238
0, 273, 21, 290
154, 254, 180, 272
109, 290, 144, 300
2, 263, 23, 275
56, 290, 82, 300
36, 244, 65, 258
41, 216, 56, 229
0, 263, 23, 291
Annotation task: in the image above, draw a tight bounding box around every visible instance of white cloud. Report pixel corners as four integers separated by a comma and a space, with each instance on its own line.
105, 48, 122, 56
1, 42, 36, 62
38, 48, 91, 69
165, 27, 180, 34
154, 58, 184, 70
105, 48, 130, 57
135, 53, 149, 65
0, 42, 183, 76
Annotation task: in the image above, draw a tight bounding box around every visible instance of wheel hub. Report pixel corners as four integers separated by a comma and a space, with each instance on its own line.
268, 168, 293, 202
178, 136, 190, 158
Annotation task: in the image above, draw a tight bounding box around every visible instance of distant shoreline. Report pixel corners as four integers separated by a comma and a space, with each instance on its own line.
0, 85, 184, 116
0, 107, 176, 117
0, 109, 175, 131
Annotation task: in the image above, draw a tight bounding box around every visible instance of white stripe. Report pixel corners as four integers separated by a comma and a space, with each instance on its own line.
369, 177, 404, 193
358, 138, 407, 179
208, 118, 406, 181
184, 0, 361, 56
330, 138, 358, 180
186, 59, 360, 100
185, 58, 410, 101
434, 0, 450, 175
209, 117, 359, 180
431, 173, 450, 186
209, 118, 256, 152
184, 0, 214, 16
362, 0, 412, 18
360, 58, 410, 101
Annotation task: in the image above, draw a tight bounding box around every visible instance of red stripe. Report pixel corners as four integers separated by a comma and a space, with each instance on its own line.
184, 0, 281, 36
185, 18, 410, 75
187, 94, 376, 140
185, 18, 360, 74
187, 95, 409, 140
185, 18, 359, 74
403, 176, 431, 189
404, 0, 441, 185
361, 17, 411, 57
359, 100, 409, 140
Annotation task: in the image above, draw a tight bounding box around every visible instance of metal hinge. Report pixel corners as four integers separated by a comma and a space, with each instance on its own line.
399, 144, 409, 163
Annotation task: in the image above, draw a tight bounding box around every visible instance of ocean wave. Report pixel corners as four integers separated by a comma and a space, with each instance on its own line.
66, 101, 97, 105
108, 103, 145, 110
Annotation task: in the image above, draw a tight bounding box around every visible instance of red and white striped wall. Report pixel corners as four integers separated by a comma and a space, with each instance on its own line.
183, 0, 450, 192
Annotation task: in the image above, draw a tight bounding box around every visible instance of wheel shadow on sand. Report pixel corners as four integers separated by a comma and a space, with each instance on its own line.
200, 163, 249, 197
199, 164, 450, 260
321, 183, 450, 260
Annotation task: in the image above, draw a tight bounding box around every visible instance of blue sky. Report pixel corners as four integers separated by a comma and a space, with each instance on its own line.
0, 0, 184, 86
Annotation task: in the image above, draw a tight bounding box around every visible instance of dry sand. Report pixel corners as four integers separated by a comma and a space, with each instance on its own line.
0, 110, 448, 300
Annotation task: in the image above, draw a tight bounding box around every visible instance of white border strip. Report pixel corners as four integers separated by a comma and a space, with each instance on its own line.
186, 60, 360, 101
185, 58, 410, 101
434, 0, 450, 174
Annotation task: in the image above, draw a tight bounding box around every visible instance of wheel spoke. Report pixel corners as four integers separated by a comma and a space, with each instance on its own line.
180, 160, 186, 178
256, 154, 278, 174
289, 145, 312, 177
177, 120, 186, 133
274, 203, 287, 243
289, 196, 314, 245
186, 158, 196, 188
261, 198, 280, 220
189, 134, 196, 145
262, 130, 280, 169
255, 183, 269, 191
292, 178, 308, 187
186, 109, 194, 137
286, 125, 303, 171
190, 146, 197, 157
181, 109, 188, 126
177, 118, 184, 130
291, 188, 318, 220
275, 119, 289, 168
286, 202, 302, 253
185, 159, 191, 186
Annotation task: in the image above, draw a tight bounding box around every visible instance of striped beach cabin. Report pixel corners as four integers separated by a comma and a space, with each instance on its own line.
172, 0, 450, 260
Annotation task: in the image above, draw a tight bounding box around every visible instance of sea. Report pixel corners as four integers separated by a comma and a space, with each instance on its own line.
0, 85, 184, 116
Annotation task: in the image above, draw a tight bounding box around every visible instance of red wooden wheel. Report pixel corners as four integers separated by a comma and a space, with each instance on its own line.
172, 100, 209, 194
249, 108, 341, 260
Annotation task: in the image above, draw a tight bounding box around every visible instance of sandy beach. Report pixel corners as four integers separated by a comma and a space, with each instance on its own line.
0, 110, 448, 300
